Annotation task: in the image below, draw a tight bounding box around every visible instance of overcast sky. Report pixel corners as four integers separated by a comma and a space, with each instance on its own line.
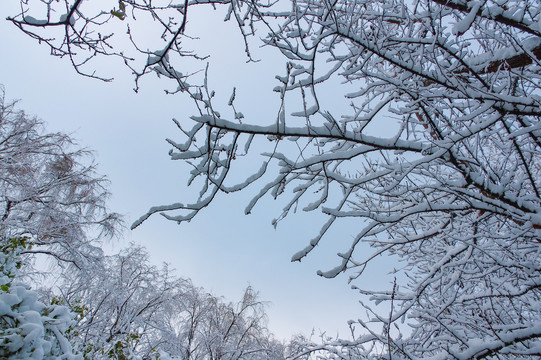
0, 3, 395, 341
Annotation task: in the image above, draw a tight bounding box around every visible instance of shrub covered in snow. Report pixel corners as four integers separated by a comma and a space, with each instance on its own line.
0, 238, 81, 359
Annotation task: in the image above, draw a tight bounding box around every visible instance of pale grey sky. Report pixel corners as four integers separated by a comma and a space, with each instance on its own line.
0, 3, 394, 341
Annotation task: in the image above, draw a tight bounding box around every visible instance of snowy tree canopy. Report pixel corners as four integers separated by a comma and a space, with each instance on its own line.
7, 0, 541, 358
52, 244, 284, 360
0, 91, 121, 272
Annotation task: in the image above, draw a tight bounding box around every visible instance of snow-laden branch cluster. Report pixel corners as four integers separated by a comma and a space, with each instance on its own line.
136, 0, 541, 357
7, 0, 278, 85
9, 0, 541, 358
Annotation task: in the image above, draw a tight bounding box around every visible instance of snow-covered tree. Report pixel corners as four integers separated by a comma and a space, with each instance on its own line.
8, 0, 541, 358
0, 90, 121, 273
0, 91, 122, 359
53, 244, 183, 360
54, 245, 283, 360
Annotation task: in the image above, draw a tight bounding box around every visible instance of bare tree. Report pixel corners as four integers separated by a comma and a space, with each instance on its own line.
8, 0, 541, 358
